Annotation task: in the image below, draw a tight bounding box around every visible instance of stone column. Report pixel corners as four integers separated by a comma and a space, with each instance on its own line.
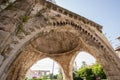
61, 61, 73, 80
51, 52, 76, 80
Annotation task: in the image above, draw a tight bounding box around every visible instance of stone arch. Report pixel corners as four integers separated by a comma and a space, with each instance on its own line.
69, 37, 120, 80
6, 47, 63, 80
26, 57, 61, 79
5, 45, 47, 80
73, 51, 96, 69
0, 0, 120, 80
1, 17, 120, 80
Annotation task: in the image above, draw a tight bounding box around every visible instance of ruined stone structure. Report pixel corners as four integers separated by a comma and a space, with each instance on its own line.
0, 0, 120, 80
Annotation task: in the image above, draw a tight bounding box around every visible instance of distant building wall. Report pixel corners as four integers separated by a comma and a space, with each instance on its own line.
26, 69, 50, 79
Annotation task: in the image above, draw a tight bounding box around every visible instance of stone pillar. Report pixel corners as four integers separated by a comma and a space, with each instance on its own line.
61, 61, 73, 80
51, 52, 76, 80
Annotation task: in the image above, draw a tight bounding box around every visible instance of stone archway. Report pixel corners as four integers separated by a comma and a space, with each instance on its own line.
26, 57, 60, 79
70, 38, 120, 80
0, 0, 120, 80
5, 45, 46, 80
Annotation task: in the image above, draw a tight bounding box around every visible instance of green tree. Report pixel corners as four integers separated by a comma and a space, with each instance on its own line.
30, 78, 42, 80
81, 61, 87, 67
25, 77, 28, 80
77, 66, 94, 80
53, 74, 58, 79
76, 62, 106, 80
91, 62, 106, 79
57, 68, 63, 80
41, 75, 47, 80
73, 71, 83, 80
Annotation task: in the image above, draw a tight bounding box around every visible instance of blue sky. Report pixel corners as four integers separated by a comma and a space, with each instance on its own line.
55, 0, 120, 48
30, 0, 120, 75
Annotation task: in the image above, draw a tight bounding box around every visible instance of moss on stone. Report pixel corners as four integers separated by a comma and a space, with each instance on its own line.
16, 24, 26, 35
5, 2, 14, 10
47, 21, 52, 26
22, 15, 29, 22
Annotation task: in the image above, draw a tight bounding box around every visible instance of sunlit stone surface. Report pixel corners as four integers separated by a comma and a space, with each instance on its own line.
0, 0, 120, 80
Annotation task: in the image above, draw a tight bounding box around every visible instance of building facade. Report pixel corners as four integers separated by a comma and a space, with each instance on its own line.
26, 69, 50, 79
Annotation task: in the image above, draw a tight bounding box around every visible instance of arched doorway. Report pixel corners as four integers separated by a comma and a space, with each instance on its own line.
73, 52, 106, 80
5, 45, 63, 80
74, 52, 96, 69
26, 58, 60, 80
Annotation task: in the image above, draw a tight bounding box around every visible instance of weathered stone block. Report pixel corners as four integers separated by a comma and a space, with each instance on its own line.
0, 30, 9, 41
0, 30, 9, 50
0, 55, 4, 66
0, 73, 7, 80
0, 17, 16, 32
0, 9, 25, 19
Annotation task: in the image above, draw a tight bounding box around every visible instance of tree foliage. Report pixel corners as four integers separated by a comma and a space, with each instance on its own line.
73, 72, 83, 80
91, 62, 106, 79
77, 67, 95, 80
76, 62, 106, 80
